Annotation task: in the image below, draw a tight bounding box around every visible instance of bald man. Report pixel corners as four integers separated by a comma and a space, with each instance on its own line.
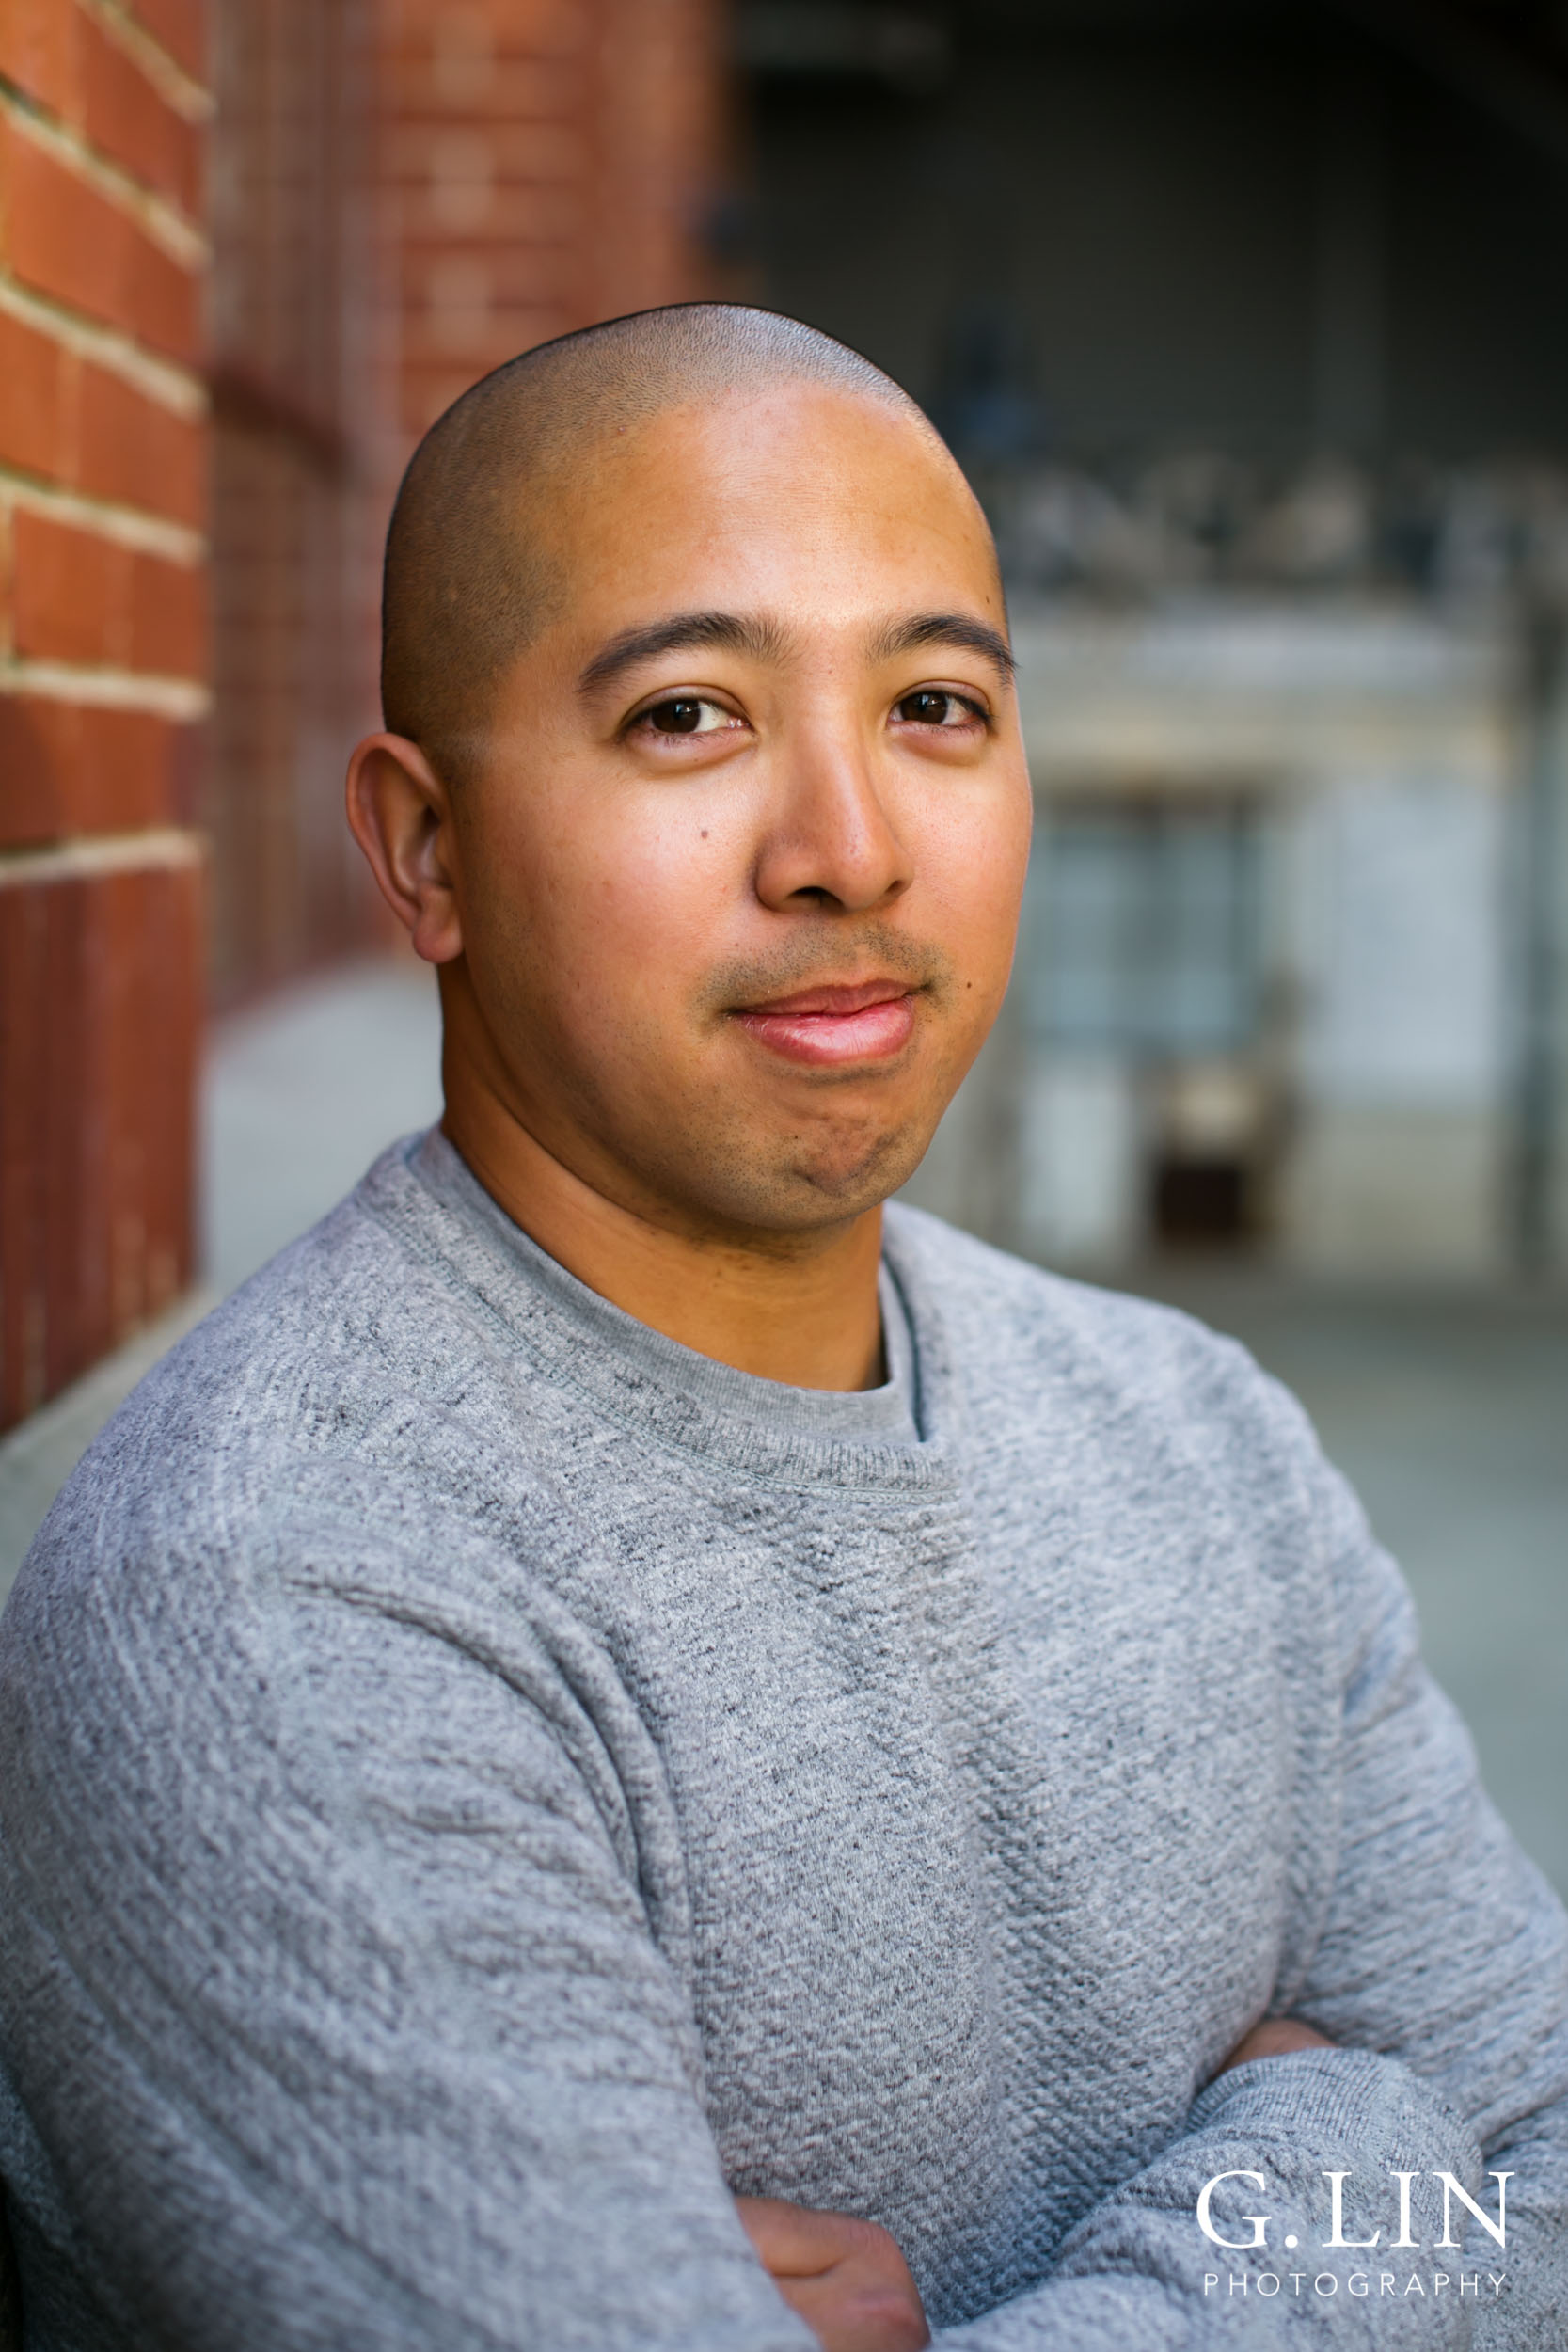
0, 307, 1564, 2352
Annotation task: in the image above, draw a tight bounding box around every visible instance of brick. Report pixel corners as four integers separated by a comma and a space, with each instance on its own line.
0, 307, 74, 481
126, 0, 207, 88
394, 120, 586, 186
0, 854, 201, 1426
0, 115, 200, 359
403, 180, 583, 246
78, 365, 205, 525
392, 0, 585, 67
129, 547, 206, 675
0, 696, 185, 842
388, 57, 578, 121
488, 121, 588, 181
403, 240, 571, 309
80, 10, 204, 217
102, 862, 200, 1329
9, 517, 205, 677
0, 0, 79, 120
495, 246, 575, 307
11, 509, 132, 665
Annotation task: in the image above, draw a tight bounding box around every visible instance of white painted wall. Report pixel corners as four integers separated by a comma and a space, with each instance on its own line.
1297, 772, 1508, 1110
1016, 1057, 1145, 1265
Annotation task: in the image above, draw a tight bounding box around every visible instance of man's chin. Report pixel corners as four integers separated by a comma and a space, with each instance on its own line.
679, 1117, 940, 1242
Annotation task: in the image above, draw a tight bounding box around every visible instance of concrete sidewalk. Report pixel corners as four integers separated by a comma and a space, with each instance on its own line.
2, 955, 1563, 1896
202, 954, 442, 1298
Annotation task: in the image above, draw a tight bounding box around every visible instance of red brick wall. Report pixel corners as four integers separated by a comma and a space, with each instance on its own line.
204, 0, 391, 1009
0, 0, 208, 1427
386, 0, 728, 444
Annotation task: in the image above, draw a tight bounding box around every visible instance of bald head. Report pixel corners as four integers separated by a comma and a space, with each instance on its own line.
380, 304, 954, 784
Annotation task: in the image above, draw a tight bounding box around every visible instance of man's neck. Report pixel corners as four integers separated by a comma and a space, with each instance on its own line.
440, 1076, 887, 1397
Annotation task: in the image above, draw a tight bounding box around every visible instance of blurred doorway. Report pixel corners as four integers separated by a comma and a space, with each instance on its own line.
1018, 792, 1275, 1259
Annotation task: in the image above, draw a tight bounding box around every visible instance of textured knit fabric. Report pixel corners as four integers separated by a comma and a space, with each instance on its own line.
0, 1126, 1563, 2351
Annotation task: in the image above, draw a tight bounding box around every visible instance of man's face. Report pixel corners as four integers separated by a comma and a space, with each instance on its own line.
442, 383, 1034, 1242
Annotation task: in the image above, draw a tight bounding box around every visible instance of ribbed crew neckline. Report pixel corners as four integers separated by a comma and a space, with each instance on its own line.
384, 1128, 957, 1496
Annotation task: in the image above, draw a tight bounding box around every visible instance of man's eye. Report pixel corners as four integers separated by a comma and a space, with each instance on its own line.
641, 697, 733, 736
894, 689, 981, 727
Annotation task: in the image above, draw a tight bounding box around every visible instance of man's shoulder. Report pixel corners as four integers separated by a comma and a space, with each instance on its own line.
884, 1201, 1314, 1474
20, 1135, 507, 1593
0, 1139, 610, 1848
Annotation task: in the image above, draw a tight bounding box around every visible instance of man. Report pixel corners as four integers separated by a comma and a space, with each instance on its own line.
0, 305, 1562, 2350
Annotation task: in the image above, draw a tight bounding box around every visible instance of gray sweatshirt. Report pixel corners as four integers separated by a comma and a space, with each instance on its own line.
0, 1128, 1563, 2350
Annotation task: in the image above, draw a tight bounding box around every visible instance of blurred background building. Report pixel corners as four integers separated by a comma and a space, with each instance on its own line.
736, 0, 1568, 1287
1, 0, 1564, 1882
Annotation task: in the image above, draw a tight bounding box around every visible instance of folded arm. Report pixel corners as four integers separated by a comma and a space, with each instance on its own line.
2, 1423, 1562, 2352
752, 1420, 1568, 2350
932, 1427, 1568, 2346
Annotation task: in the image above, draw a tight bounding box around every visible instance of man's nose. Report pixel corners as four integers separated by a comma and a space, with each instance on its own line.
752, 724, 914, 914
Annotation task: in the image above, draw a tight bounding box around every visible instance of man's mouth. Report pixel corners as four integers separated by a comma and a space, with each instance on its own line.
731, 978, 920, 1067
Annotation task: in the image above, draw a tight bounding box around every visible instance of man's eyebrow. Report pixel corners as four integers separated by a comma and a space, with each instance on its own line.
578, 612, 793, 696
871, 612, 1017, 681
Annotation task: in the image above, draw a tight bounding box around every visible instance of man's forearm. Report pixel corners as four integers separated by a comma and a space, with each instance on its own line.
768, 2047, 1487, 2351
1029, 2048, 1484, 2349
745, 2024, 1340, 2352
745, 2031, 1501, 2352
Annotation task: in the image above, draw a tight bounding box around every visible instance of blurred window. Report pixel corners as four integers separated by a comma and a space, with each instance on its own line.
1024, 798, 1263, 1057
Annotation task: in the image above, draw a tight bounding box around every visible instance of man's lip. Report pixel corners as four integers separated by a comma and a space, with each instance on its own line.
728, 980, 921, 1067
732, 978, 916, 1018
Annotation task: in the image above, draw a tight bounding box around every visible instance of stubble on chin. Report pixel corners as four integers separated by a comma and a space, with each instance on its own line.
670, 958, 974, 1240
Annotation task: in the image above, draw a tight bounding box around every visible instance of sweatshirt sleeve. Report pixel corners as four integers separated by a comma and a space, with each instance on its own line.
0, 1491, 818, 2352
935, 1414, 1568, 2349
1270, 1443, 1568, 2347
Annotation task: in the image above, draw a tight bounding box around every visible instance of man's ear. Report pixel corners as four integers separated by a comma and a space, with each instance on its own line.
346, 732, 464, 964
